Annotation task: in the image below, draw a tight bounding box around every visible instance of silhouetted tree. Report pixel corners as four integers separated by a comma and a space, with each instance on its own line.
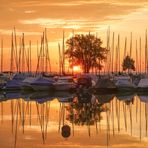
122, 55, 135, 73
65, 34, 108, 73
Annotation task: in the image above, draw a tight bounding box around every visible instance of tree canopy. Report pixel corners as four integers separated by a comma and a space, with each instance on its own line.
65, 34, 108, 73
122, 55, 135, 72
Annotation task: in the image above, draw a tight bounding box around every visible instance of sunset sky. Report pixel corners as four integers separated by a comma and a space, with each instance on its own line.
1, 0, 148, 72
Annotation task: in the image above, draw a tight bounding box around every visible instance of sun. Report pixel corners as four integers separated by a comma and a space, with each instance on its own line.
73, 65, 81, 73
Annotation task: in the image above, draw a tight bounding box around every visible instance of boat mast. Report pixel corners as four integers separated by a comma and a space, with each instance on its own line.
45, 28, 51, 73
145, 29, 148, 74
116, 34, 120, 73
115, 45, 118, 73
18, 37, 22, 72
62, 30, 65, 75
139, 37, 142, 73
111, 32, 114, 73
36, 34, 44, 75
1, 38, 3, 73
124, 37, 127, 59
130, 32, 132, 58
118, 34, 120, 72
72, 29, 74, 75
58, 43, 62, 75
22, 33, 25, 73
26, 41, 31, 73
136, 40, 139, 73
10, 32, 14, 74
29, 40, 32, 73
106, 27, 110, 75
123, 37, 127, 73
42, 31, 45, 73
45, 29, 48, 73
14, 28, 19, 72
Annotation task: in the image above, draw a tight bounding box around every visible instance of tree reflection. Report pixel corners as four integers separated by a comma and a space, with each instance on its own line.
66, 93, 107, 126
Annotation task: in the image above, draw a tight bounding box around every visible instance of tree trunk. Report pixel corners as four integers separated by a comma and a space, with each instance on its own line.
83, 65, 90, 73
128, 68, 129, 74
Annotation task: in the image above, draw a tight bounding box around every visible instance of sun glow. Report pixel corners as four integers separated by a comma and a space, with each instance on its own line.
73, 65, 81, 73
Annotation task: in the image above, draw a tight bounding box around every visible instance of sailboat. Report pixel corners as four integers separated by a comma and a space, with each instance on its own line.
137, 78, 148, 92
3, 73, 29, 90
21, 76, 37, 90
53, 76, 76, 91
94, 78, 117, 93
30, 76, 55, 91
114, 76, 136, 92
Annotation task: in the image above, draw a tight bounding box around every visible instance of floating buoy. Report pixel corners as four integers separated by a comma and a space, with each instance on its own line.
61, 125, 71, 138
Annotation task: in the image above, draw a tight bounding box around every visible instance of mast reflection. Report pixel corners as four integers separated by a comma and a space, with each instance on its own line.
0, 90, 147, 147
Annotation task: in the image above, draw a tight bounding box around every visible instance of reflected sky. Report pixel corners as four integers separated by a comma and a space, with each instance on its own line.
0, 91, 148, 147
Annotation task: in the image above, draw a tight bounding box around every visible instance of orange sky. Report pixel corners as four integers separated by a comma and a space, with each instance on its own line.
1, 0, 148, 72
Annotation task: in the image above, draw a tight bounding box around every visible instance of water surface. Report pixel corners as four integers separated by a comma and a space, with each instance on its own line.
0, 91, 148, 148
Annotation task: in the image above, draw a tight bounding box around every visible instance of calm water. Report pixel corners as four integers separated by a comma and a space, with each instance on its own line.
0, 91, 148, 148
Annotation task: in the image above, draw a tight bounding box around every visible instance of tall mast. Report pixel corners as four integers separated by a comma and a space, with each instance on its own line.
105, 27, 110, 74
36, 36, 43, 74
58, 43, 62, 75
29, 40, 32, 73
45, 29, 48, 73
111, 32, 114, 73
136, 40, 139, 73
45, 28, 51, 73
115, 45, 118, 73
14, 27, 19, 72
139, 37, 142, 73
42, 32, 45, 73
145, 29, 147, 74
1, 38, 3, 73
116, 34, 120, 72
27, 43, 29, 73
18, 37, 21, 72
72, 29, 74, 75
130, 32, 132, 58
107, 27, 110, 73
62, 30, 65, 75
22, 33, 25, 72
118, 34, 120, 72
10, 32, 14, 73
36, 40, 39, 74
26, 41, 31, 73
124, 37, 127, 59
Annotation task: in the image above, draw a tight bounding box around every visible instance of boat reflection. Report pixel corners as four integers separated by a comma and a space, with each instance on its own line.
0, 91, 147, 147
